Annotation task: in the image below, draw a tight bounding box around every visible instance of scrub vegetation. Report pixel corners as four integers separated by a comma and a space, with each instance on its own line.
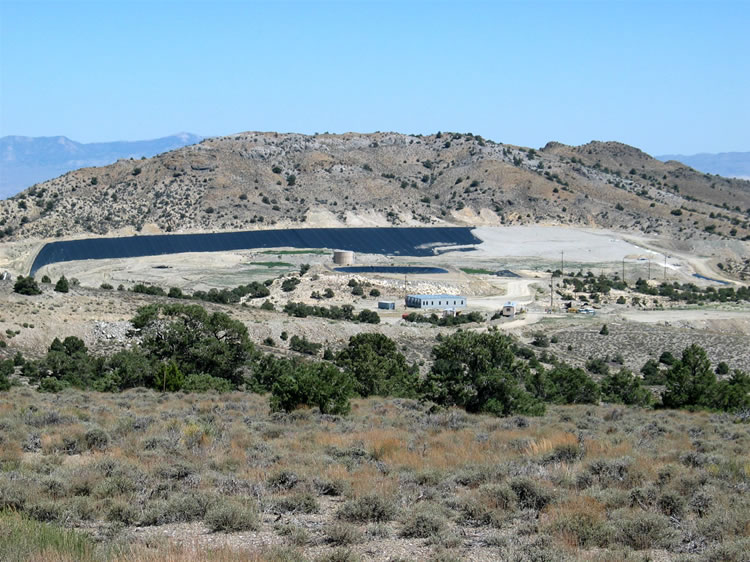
0, 387, 748, 561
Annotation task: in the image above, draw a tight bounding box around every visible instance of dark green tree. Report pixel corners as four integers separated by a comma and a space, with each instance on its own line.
131, 303, 254, 386
102, 348, 154, 389
422, 330, 544, 416
709, 370, 750, 411
641, 359, 665, 385
0, 359, 13, 391
33, 336, 98, 389
661, 345, 717, 409
13, 276, 41, 295
270, 362, 353, 415
545, 364, 600, 404
54, 275, 69, 293
356, 309, 380, 324
600, 368, 653, 407
155, 360, 184, 392
336, 333, 417, 397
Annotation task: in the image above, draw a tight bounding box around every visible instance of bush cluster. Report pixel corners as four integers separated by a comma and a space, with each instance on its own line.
283, 302, 379, 324
403, 311, 483, 326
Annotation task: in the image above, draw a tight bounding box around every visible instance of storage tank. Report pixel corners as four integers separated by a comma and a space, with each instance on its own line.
333, 250, 355, 266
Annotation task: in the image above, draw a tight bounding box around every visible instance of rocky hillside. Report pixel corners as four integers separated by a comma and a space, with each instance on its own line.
1, 132, 749, 243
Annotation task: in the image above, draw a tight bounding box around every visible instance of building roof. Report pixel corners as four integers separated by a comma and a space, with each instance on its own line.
407, 294, 465, 299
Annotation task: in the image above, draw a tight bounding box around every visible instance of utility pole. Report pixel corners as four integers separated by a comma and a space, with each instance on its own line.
550, 278, 553, 311
622, 258, 625, 283
648, 259, 651, 280
664, 255, 667, 281
561, 251, 564, 277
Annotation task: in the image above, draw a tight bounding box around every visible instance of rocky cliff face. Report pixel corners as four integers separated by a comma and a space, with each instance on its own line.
1, 131, 748, 242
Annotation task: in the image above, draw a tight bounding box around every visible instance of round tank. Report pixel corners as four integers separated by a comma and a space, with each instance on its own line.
333, 250, 355, 266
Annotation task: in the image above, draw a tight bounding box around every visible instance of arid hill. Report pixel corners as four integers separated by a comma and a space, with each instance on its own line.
1, 132, 749, 243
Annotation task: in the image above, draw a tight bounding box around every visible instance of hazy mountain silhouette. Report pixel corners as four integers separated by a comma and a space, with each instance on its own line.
0, 133, 202, 199
657, 151, 750, 179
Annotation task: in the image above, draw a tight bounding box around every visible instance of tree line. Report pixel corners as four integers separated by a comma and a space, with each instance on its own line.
3, 302, 747, 417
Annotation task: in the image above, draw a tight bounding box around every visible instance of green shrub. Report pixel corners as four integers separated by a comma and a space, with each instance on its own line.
478, 483, 516, 510
106, 500, 138, 525
509, 478, 552, 511
324, 522, 363, 545
38, 377, 69, 393
275, 523, 310, 546
547, 512, 612, 548
400, 504, 447, 538
612, 509, 678, 550
267, 470, 300, 491
182, 373, 233, 393
702, 538, 750, 562
26, 501, 64, 522
84, 427, 109, 451
337, 494, 396, 523
204, 501, 259, 532
274, 493, 319, 514
289, 335, 322, 356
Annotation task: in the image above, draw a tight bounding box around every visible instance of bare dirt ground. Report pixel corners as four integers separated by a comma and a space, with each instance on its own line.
533, 313, 750, 374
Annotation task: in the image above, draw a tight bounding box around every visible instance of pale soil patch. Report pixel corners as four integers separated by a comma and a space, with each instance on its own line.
543, 315, 750, 373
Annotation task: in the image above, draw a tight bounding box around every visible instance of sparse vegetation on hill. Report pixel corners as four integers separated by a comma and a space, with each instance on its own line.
1, 132, 749, 246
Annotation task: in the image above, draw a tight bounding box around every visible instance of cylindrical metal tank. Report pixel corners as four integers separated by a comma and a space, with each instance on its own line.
333, 250, 355, 265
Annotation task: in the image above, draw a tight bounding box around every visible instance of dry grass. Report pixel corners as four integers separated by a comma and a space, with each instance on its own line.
0, 388, 749, 561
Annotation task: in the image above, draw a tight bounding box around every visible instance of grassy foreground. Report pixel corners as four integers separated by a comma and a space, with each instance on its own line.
0, 387, 749, 561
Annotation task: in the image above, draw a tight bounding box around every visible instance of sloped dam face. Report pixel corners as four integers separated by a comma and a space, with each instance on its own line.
30, 227, 480, 274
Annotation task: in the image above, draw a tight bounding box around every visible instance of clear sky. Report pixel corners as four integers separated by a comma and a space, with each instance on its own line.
1, 0, 748, 155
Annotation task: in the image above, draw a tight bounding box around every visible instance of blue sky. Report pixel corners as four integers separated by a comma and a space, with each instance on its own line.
1, 0, 748, 155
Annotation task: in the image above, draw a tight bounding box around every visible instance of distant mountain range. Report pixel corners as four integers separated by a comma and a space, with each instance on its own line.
656, 151, 750, 179
0, 133, 202, 199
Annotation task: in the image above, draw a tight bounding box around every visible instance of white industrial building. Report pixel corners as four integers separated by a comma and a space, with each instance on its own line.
405, 294, 466, 310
